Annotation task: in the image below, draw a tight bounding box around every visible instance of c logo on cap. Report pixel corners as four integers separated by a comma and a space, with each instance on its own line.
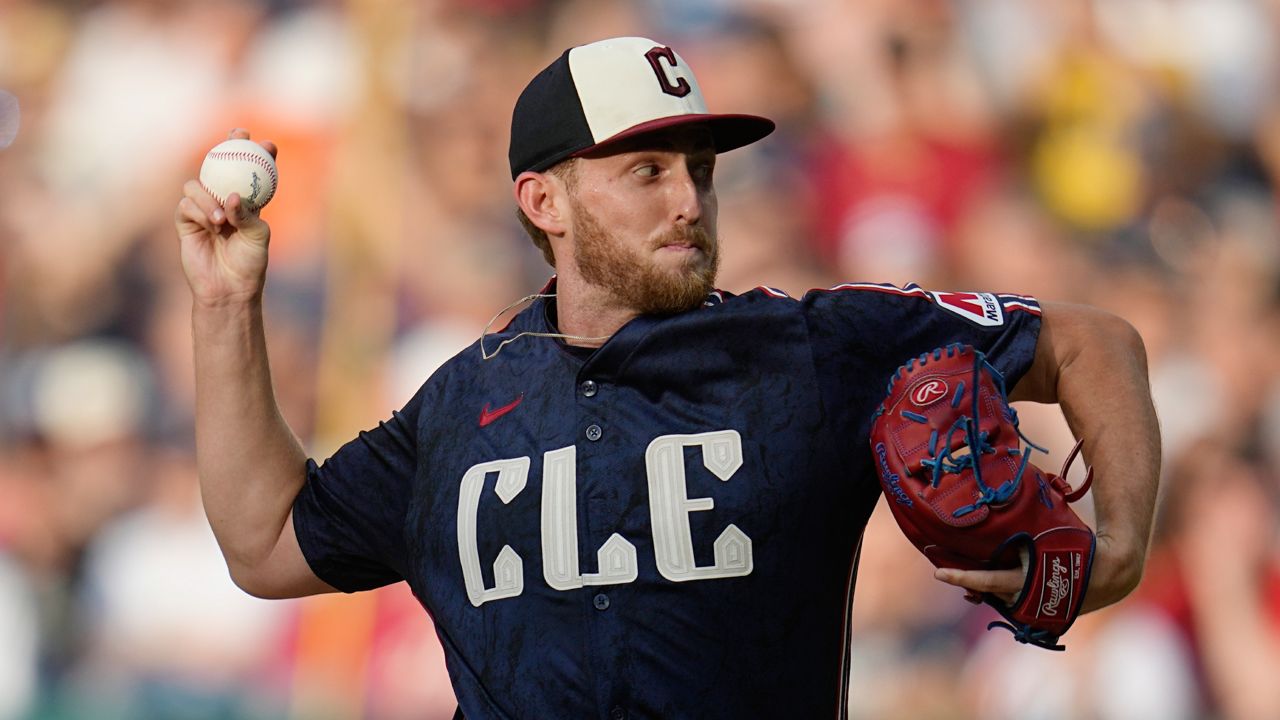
645, 46, 692, 98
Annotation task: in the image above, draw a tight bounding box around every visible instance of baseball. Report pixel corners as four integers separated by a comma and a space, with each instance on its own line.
198, 138, 278, 211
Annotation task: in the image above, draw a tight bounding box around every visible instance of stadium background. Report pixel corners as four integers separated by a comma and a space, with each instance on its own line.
1, 0, 1279, 718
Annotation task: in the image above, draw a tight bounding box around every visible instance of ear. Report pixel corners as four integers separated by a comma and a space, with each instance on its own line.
514, 171, 570, 237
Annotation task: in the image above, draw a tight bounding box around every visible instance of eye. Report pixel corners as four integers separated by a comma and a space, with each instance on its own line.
634, 164, 660, 178
692, 160, 714, 182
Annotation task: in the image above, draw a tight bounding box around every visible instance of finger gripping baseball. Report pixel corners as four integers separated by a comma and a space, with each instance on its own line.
870, 343, 1095, 650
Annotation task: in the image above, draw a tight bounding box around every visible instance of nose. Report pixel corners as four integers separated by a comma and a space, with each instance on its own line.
670, 164, 703, 226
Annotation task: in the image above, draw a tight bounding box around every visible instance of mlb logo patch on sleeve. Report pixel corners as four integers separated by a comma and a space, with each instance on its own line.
930, 291, 1005, 327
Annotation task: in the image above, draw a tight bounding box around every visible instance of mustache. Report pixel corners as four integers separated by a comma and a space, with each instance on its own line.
655, 225, 714, 252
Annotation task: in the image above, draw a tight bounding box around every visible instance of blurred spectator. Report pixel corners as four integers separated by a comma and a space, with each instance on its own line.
0, 553, 37, 720
805, 0, 1002, 285
694, 19, 831, 296
960, 601, 1201, 720
847, 500, 973, 720
1141, 438, 1280, 720
2, 0, 1279, 717
71, 448, 293, 720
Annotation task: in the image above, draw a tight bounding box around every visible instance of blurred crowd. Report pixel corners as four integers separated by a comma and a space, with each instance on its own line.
2, 0, 1279, 718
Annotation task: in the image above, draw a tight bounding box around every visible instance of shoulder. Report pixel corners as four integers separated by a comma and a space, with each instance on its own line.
714, 282, 1042, 326
803, 282, 1040, 323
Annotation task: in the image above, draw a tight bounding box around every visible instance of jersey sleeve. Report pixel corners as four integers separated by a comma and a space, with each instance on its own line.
291, 387, 425, 593
801, 283, 1042, 435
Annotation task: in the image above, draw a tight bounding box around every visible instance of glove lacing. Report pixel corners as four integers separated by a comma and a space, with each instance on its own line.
900, 346, 1049, 518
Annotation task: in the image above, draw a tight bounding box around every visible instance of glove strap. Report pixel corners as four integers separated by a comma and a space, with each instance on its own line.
989, 526, 1094, 649
1052, 439, 1094, 503
986, 619, 1068, 651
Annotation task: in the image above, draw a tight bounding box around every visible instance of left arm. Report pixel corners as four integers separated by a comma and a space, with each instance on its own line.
936, 301, 1161, 613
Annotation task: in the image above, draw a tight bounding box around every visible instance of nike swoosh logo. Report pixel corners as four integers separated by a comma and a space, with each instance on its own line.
479, 393, 524, 427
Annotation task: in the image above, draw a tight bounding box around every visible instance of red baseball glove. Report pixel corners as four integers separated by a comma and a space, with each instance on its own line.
870, 343, 1095, 650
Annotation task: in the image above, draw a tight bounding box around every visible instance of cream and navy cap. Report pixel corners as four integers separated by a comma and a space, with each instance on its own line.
509, 36, 775, 180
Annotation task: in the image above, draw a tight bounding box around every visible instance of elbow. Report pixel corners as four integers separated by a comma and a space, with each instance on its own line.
1066, 305, 1149, 377
1102, 312, 1155, 396
222, 541, 330, 600
226, 562, 275, 599
225, 557, 295, 600
1071, 304, 1145, 355
1115, 550, 1147, 599
1105, 312, 1148, 373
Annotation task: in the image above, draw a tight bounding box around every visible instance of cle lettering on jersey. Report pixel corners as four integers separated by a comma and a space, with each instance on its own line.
457, 430, 753, 607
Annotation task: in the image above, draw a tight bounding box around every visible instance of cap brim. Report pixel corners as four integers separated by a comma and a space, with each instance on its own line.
571, 113, 775, 159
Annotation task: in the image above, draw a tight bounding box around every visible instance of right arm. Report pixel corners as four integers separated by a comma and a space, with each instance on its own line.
176, 130, 333, 599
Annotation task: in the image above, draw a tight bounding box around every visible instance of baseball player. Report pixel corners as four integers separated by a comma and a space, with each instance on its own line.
174, 37, 1160, 718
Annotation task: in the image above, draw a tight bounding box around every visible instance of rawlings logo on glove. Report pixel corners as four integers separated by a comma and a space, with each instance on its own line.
870, 344, 1095, 650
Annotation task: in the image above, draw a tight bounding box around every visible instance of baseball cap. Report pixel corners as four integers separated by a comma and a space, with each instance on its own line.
509, 36, 775, 179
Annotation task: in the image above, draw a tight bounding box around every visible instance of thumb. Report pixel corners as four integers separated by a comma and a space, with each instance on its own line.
935, 567, 1023, 604
224, 193, 269, 242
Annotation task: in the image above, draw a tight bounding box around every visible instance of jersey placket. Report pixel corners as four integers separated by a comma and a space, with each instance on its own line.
573, 323, 654, 720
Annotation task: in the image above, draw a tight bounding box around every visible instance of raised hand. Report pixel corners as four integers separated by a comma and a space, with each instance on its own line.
175, 129, 278, 307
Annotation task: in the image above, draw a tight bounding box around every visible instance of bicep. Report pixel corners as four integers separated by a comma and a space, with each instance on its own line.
1008, 301, 1141, 404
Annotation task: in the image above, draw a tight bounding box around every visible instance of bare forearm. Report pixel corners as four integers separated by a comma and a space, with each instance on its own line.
1027, 304, 1161, 609
1062, 320, 1158, 549
192, 298, 307, 576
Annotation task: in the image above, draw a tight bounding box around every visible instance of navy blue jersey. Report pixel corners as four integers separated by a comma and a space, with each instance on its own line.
292, 281, 1041, 719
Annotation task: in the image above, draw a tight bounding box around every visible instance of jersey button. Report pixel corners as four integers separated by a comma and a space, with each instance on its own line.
580, 379, 598, 397
593, 593, 610, 611
610, 707, 626, 720
585, 424, 603, 442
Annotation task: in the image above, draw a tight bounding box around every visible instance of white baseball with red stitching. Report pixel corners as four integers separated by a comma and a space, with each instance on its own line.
198, 139, 278, 211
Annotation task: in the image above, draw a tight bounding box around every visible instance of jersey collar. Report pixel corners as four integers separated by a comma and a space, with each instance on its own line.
511, 276, 724, 380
